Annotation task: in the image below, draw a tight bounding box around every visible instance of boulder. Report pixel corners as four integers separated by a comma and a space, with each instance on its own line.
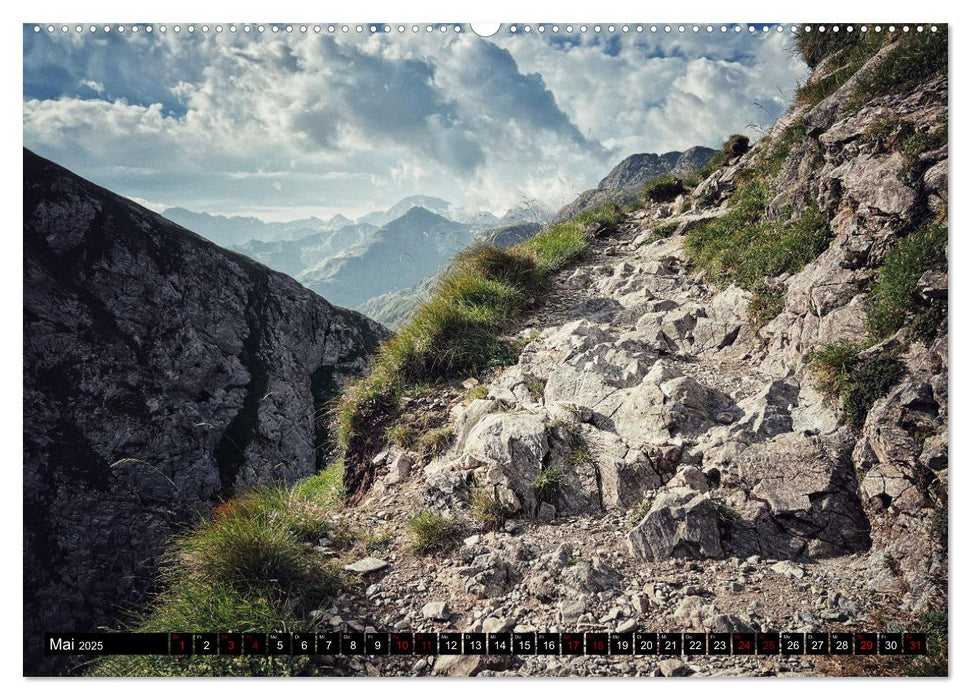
343, 557, 390, 574
452, 399, 498, 453
627, 488, 725, 561
562, 558, 623, 594
736, 430, 871, 558
463, 412, 549, 512
421, 601, 451, 621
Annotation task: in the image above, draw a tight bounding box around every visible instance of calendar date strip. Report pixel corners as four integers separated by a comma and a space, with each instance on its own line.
46, 631, 927, 656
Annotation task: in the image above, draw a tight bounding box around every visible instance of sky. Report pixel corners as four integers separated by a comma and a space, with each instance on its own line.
22, 24, 809, 221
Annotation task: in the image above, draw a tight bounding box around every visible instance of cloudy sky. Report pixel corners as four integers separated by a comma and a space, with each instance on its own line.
23, 24, 809, 221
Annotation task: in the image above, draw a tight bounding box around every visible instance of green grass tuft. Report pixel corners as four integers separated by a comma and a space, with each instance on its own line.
849, 29, 948, 112
385, 422, 417, 448
88, 483, 345, 676
760, 121, 808, 178
807, 341, 904, 428
796, 28, 869, 69
904, 608, 948, 676
863, 115, 901, 145
178, 490, 339, 601
901, 117, 948, 173
417, 426, 454, 458
463, 383, 490, 403
531, 466, 565, 504
749, 283, 787, 328
524, 378, 546, 401
795, 32, 886, 108
685, 179, 832, 291
407, 509, 459, 555
469, 486, 506, 530
866, 224, 947, 341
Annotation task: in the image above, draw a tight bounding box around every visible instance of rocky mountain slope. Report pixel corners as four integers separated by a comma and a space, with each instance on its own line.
23, 149, 386, 675
293, 33, 946, 677
297, 207, 476, 309
555, 147, 717, 222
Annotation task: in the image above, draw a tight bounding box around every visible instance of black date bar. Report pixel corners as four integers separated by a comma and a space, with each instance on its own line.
46, 633, 169, 655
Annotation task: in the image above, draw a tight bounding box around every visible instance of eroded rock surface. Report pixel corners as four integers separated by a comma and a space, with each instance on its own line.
23, 149, 386, 674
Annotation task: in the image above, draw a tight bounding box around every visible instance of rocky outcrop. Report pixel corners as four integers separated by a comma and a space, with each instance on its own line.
554, 147, 716, 222
23, 149, 386, 675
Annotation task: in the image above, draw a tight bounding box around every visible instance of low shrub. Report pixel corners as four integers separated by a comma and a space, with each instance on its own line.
644, 175, 685, 203
685, 134, 752, 187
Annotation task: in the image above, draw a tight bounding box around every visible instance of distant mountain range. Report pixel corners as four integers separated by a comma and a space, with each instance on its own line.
356, 195, 451, 228
162, 207, 353, 247
297, 207, 477, 309
230, 222, 378, 279
160, 147, 714, 328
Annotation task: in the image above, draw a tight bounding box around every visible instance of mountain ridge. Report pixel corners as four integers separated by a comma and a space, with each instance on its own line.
296, 206, 476, 309
555, 146, 717, 222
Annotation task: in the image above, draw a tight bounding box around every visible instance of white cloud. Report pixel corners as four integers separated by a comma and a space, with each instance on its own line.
23, 28, 808, 220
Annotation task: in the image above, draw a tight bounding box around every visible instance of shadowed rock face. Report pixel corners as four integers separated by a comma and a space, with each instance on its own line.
23, 149, 387, 675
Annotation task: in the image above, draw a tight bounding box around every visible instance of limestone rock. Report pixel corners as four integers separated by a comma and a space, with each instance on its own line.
626, 489, 725, 561
421, 602, 451, 621
657, 659, 693, 677
460, 552, 521, 598
344, 557, 390, 574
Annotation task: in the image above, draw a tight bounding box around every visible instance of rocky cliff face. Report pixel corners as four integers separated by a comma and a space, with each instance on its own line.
23, 149, 386, 675
597, 147, 718, 191
313, 41, 946, 677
